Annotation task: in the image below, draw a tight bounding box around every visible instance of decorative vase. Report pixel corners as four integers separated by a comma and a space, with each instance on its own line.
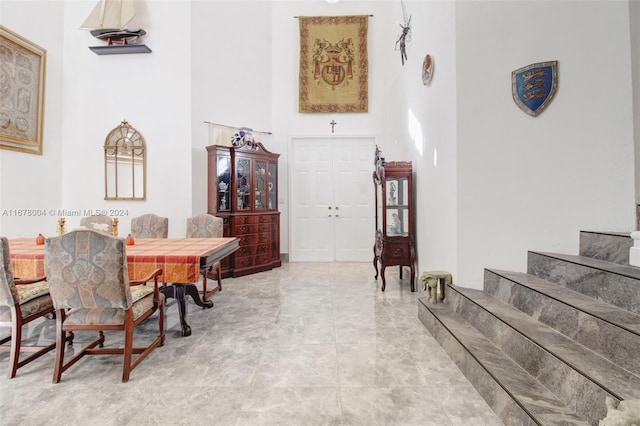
125, 234, 135, 246
35, 233, 45, 245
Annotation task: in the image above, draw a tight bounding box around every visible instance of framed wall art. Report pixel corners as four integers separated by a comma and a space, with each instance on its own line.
0, 25, 46, 155
298, 15, 369, 113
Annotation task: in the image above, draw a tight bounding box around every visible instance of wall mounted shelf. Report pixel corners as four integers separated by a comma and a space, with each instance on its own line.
89, 44, 152, 55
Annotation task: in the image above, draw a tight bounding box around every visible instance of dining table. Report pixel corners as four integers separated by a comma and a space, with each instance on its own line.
9, 236, 240, 337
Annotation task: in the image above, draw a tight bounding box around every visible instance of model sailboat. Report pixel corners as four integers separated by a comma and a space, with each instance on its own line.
80, 0, 146, 46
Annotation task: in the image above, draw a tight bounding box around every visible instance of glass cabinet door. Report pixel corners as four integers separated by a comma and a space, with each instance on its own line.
268, 162, 277, 210
236, 157, 251, 210
376, 181, 383, 232
255, 160, 267, 210
385, 177, 409, 236
217, 153, 231, 212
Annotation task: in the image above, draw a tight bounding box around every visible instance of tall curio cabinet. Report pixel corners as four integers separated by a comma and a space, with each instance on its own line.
207, 142, 281, 277
373, 145, 416, 291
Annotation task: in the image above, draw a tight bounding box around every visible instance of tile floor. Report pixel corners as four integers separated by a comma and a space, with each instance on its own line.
0, 262, 503, 425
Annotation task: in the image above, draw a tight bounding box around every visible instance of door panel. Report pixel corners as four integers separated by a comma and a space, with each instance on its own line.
292, 141, 334, 261
291, 136, 375, 262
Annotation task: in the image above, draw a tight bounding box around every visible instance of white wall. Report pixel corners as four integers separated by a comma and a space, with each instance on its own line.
631, 0, 640, 210
456, 0, 635, 287
190, 0, 273, 220
0, 0, 193, 238
59, 0, 193, 237
375, 1, 459, 284
0, 1, 636, 293
0, 1, 64, 238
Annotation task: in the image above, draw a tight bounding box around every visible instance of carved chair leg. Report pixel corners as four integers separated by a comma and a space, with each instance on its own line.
7, 316, 21, 379
158, 298, 165, 346
122, 317, 134, 383
52, 310, 66, 384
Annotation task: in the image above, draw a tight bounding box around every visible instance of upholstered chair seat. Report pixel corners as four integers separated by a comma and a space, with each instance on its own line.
0, 281, 52, 321
62, 286, 155, 326
45, 230, 165, 383
186, 214, 224, 301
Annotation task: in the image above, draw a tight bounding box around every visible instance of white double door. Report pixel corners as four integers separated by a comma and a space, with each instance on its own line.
290, 136, 375, 262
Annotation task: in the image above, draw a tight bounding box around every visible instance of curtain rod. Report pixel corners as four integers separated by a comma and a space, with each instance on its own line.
294, 15, 374, 18
204, 121, 272, 135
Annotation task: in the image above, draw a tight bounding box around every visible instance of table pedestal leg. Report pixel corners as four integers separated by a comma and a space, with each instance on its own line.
160, 282, 214, 337
184, 283, 214, 309
160, 285, 192, 337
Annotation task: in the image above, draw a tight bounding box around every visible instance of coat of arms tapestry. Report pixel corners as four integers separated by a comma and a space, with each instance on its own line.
298, 15, 369, 113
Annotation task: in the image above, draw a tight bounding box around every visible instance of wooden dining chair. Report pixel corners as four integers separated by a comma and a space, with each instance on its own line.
44, 230, 165, 383
186, 214, 224, 302
0, 237, 72, 378
131, 214, 169, 238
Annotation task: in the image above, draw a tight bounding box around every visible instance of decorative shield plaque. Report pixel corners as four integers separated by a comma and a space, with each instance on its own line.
511, 60, 558, 117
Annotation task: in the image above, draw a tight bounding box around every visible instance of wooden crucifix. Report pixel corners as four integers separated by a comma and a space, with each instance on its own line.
330, 120, 337, 133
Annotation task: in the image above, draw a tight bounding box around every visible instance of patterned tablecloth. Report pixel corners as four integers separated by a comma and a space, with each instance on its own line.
9, 237, 237, 283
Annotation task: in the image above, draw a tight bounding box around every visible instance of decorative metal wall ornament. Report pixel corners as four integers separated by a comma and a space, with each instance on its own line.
511, 60, 558, 117
422, 54, 433, 85
395, 1, 412, 66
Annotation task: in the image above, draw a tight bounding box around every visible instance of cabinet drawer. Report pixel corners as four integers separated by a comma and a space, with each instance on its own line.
385, 243, 409, 260
235, 253, 274, 269
235, 243, 271, 258
238, 232, 271, 246
234, 223, 271, 234
234, 215, 268, 225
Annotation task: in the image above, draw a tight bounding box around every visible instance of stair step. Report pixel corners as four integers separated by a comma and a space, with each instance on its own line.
579, 231, 632, 265
449, 285, 640, 425
527, 251, 640, 314
484, 269, 640, 376
451, 286, 640, 399
418, 298, 590, 426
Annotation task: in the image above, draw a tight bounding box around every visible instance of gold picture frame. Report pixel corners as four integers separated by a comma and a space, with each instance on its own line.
0, 25, 46, 155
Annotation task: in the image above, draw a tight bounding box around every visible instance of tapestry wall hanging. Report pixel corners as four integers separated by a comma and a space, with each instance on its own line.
0, 25, 46, 155
298, 15, 369, 113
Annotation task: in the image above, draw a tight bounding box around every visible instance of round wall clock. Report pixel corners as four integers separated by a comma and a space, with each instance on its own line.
422, 54, 434, 86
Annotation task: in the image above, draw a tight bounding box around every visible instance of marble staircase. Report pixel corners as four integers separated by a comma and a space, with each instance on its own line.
418, 231, 640, 426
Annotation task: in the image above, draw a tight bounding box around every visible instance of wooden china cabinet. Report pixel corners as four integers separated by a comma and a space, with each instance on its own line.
207, 141, 281, 277
372, 145, 416, 291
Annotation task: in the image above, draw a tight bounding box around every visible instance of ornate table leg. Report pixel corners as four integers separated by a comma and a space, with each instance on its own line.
160, 285, 192, 337
184, 284, 214, 309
